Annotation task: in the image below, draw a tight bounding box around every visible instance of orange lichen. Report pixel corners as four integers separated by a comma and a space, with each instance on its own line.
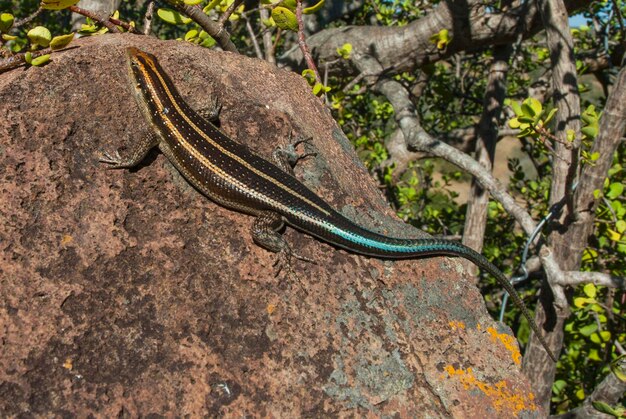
443, 365, 536, 415
449, 320, 466, 330
267, 303, 277, 315
60, 234, 73, 246
487, 327, 522, 365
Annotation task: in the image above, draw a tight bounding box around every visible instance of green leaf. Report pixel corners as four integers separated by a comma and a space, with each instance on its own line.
184, 29, 198, 41
581, 104, 597, 123
184, 0, 203, 4
607, 228, 622, 241
592, 401, 619, 416
27, 26, 52, 48
281, 0, 297, 10
272, 6, 298, 31
312, 82, 323, 95
521, 97, 542, 117
581, 125, 598, 139
261, 17, 275, 27
40, 0, 80, 10
575, 388, 585, 400
24, 51, 33, 64
589, 348, 602, 361
552, 379, 567, 393
50, 33, 74, 50
610, 355, 626, 382
1, 33, 17, 41
607, 182, 624, 199
303, 0, 324, 14
156, 8, 192, 25
510, 100, 523, 116
30, 54, 51, 66
616, 220, 626, 234
583, 283, 597, 298
0, 13, 14, 33
579, 323, 597, 336
517, 116, 534, 124
336, 43, 352, 59
429, 29, 451, 50
543, 107, 557, 125
508, 118, 521, 129
199, 35, 215, 48
573, 297, 591, 308
203, 0, 222, 13
301, 68, 315, 83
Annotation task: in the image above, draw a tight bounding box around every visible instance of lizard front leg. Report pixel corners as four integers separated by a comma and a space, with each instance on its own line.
99, 133, 159, 169
271, 134, 317, 175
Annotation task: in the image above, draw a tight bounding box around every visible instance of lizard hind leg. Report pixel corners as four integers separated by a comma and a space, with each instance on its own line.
251, 211, 315, 276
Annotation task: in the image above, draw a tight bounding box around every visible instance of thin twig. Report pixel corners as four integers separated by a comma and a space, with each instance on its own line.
69, 5, 121, 33
164, 1, 238, 53
14, 7, 43, 28
259, 7, 275, 63
0, 47, 51, 74
143, 1, 156, 35
242, 14, 263, 59
272, 27, 282, 55
218, 0, 244, 26
609, 0, 626, 48
295, 0, 321, 85
109, 15, 140, 33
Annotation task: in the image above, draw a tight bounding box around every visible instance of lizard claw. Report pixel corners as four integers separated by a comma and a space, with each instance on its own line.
98, 149, 124, 168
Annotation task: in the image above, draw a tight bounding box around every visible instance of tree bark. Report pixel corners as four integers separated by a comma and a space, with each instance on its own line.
522, 0, 581, 410
462, 46, 511, 276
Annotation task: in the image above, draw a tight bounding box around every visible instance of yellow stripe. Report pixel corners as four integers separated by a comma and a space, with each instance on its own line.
131, 54, 326, 220
134, 51, 330, 217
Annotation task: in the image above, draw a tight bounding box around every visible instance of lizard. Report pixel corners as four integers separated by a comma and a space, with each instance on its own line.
100, 46, 557, 362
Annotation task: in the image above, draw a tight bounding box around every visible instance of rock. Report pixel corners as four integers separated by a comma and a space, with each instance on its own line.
0, 34, 540, 417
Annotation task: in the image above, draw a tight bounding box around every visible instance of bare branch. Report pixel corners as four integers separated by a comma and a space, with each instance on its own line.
14, 7, 43, 28
143, 1, 155, 35
463, 46, 511, 274
243, 14, 263, 59
259, 8, 275, 64
282, 0, 589, 77
164, 1, 238, 53
218, 0, 244, 26
69, 5, 121, 33
523, 0, 581, 406
296, 0, 322, 84
556, 271, 626, 288
0, 48, 51, 74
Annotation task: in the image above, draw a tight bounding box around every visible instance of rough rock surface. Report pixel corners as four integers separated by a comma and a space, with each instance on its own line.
0, 34, 541, 417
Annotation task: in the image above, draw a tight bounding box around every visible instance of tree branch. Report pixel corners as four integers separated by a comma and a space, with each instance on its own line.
556, 271, 626, 288
164, 1, 238, 53
281, 0, 589, 77
462, 46, 511, 276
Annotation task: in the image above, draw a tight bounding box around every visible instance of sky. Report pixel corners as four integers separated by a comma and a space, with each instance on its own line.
569, 14, 588, 28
